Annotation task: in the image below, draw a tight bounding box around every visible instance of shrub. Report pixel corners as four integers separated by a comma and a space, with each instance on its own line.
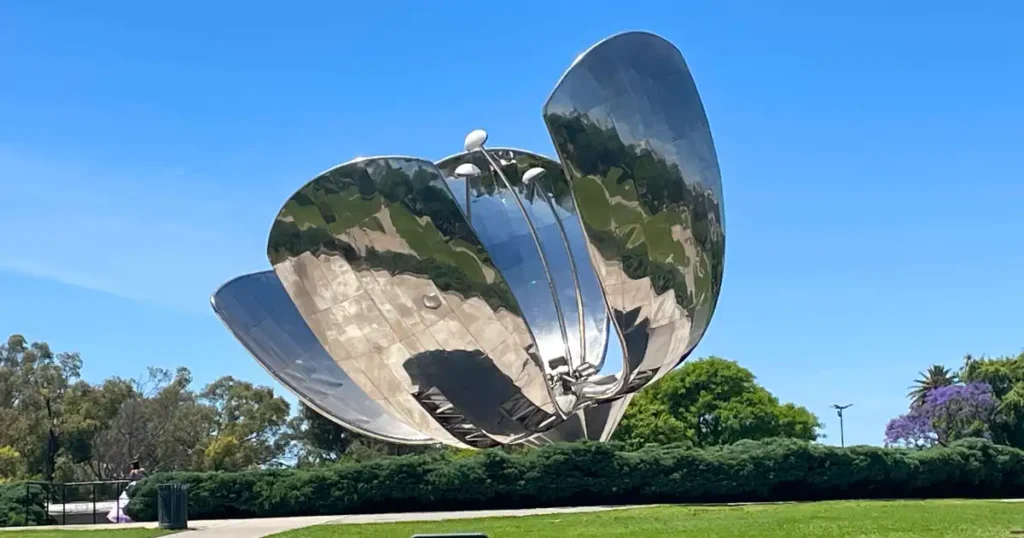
125, 438, 1024, 521
0, 446, 23, 482
0, 483, 49, 527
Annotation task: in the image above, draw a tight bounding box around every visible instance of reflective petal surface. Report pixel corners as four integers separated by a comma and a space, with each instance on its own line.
435, 150, 578, 415
265, 156, 565, 446
437, 149, 609, 382
212, 31, 725, 448
211, 270, 434, 444
543, 31, 726, 397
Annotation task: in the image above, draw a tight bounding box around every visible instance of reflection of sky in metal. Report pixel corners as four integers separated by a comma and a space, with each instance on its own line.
445, 175, 568, 370
598, 325, 622, 376
441, 150, 612, 377
453, 174, 618, 378
545, 34, 724, 210
211, 270, 433, 443
544, 31, 726, 396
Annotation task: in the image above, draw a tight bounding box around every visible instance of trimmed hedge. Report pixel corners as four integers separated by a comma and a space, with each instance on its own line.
125, 438, 1024, 521
0, 483, 48, 527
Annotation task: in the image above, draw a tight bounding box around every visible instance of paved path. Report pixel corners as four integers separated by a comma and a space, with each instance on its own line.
47, 500, 117, 515
328, 505, 642, 525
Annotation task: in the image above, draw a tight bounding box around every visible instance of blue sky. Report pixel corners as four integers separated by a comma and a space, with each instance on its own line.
1, 2, 1022, 447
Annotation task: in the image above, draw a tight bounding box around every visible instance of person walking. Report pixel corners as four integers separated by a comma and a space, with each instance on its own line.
107, 460, 147, 523
127, 460, 148, 481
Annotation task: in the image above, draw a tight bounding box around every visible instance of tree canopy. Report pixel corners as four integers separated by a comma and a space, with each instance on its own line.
0, 335, 292, 482
614, 357, 822, 450
885, 382, 998, 448
0, 335, 85, 482
4, 331, 1022, 485
285, 402, 440, 466
886, 352, 1024, 450
907, 364, 957, 408
960, 352, 1024, 448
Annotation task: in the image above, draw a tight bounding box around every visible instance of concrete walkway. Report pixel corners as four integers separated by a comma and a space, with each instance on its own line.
329, 504, 642, 525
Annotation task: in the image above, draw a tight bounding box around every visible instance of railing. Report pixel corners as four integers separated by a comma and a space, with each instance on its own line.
23, 480, 132, 526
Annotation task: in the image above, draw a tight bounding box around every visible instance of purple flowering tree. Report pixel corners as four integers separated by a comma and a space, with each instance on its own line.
884, 382, 998, 448
883, 410, 937, 448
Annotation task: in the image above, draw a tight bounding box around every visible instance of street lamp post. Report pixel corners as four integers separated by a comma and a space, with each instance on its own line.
831, 404, 853, 447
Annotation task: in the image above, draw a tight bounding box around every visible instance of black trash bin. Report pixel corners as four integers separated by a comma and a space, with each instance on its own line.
157, 483, 188, 530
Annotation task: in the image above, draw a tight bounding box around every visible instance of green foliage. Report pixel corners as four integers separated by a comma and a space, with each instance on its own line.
124, 438, 1024, 521
0, 335, 85, 482
284, 403, 354, 465
2, 335, 296, 483
960, 352, 1024, 448
0, 483, 49, 527
615, 357, 821, 449
198, 376, 291, 471
908, 364, 957, 408
285, 403, 444, 466
0, 447, 23, 483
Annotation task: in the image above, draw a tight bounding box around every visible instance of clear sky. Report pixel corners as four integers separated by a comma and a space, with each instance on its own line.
2, 1, 1021, 447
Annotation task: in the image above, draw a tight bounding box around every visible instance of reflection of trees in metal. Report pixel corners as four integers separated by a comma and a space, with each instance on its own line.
437, 149, 610, 384
267, 158, 519, 316
211, 270, 436, 445
544, 111, 724, 315
213, 31, 725, 448
265, 158, 562, 448
544, 31, 726, 396
435, 150, 576, 412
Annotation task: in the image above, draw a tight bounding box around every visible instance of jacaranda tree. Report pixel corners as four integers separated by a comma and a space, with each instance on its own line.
885, 382, 999, 448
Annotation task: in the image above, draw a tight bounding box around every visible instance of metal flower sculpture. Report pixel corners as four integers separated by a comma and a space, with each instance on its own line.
212, 31, 725, 448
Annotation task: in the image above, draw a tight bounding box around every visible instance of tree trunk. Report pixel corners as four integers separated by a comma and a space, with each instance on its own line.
45, 429, 59, 483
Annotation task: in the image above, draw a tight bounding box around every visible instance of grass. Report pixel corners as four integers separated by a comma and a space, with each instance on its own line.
0, 530, 173, 537
275, 500, 1024, 538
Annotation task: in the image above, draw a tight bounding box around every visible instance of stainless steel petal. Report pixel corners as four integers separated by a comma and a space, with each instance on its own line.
543, 31, 726, 398
536, 394, 635, 444
438, 149, 609, 380
210, 270, 435, 445
266, 156, 563, 446
435, 150, 573, 415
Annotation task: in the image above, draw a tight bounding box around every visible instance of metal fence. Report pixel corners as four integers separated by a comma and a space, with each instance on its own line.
23, 480, 132, 526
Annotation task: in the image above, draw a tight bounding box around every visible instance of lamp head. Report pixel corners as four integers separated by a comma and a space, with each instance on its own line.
454, 162, 482, 178
464, 129, 488, 151
522, 167, 546, 184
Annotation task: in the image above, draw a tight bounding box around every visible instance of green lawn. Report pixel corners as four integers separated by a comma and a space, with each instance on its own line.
275, 500, 1024, 538
0, 530, 173, 538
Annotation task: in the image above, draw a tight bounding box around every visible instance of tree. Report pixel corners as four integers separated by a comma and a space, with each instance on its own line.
0, 335, 83, 482
0, 447, 23, 482
960, 352, 1024, 448
884, 382, 998, 448
82, 367, 214, 478
61, 376, 136, 478
285, 402, 437, 465
609, 396, 688, 451
614, 357, 821, 449
284, 403, 354, 465
908, 364, 957, 408
198, 376, 290, 471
